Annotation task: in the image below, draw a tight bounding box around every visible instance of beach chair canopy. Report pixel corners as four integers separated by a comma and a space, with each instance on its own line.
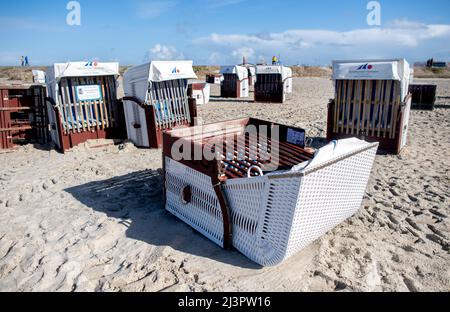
256, 65, 292, 81
332, 59, 411, 81
47, 62, 119, 83
332, 59, 411, 100
123, 61, 197, 104
220, 65, 248, 80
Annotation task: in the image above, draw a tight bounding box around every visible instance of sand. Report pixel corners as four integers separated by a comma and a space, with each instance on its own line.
0, 77, 449, 292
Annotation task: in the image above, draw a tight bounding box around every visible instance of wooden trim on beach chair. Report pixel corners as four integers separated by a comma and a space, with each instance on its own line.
123, 96, 197, 149
50, 76, 125, 153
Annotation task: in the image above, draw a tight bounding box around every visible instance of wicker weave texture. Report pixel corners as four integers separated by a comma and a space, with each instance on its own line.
165, 143, 378, 266
165, 159, 224, 246
284, 146, 377, 261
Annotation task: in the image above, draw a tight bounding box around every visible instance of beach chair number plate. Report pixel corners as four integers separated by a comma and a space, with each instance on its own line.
286, 128, 305, 147
76, 85, 102, 102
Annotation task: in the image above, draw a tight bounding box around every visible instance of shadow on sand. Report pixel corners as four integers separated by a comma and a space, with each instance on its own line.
434, 104, 450, 109
65, 169, 261, 269
209, 96, 254, 104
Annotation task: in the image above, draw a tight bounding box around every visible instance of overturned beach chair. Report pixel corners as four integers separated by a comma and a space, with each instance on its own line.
255, 65, 293, 103
163, 118, 378, 266
327, 59, 412, 155
409, 84, 437, 111
123, 61, 198, 148
46, 62, 124, 152
220, 66, 249, 98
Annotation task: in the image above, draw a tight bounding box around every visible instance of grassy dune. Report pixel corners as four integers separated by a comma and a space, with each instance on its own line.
1, 65, 448, 83
413, 67, 450, 79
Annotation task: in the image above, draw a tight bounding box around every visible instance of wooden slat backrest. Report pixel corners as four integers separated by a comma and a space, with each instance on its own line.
334, 79, 401, 137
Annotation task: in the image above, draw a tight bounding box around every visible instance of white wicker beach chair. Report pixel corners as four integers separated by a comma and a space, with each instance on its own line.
164, 123, 378, 266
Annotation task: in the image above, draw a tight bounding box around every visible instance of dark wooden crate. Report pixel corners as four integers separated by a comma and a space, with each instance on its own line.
409, 84, 437, 110
0, 85, 48, 150
254, 74, 284, 103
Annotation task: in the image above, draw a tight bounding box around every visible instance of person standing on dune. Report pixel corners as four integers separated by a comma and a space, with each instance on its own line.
20, 56, 24, 67
272, 55, 278, 65
25, 56, 30, 67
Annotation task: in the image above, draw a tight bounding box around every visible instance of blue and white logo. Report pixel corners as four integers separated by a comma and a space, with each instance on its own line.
357, 63, 373, 70
85, 61, 98, 67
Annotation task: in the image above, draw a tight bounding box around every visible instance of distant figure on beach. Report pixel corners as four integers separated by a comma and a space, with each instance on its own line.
272, 55, 278, 65
25, 56, 30, 67
20, 56, 24, 67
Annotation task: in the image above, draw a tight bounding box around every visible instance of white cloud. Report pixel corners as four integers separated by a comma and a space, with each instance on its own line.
193, 21, 450, 65
388, 19, 428, 30
207, 0, 247, 8
208, 52, 221, 64
232, 47, 254, 63
135, 1, 177, 19
145, 44, 184, 61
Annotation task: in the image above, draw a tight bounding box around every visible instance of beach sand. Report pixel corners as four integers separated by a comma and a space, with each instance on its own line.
0, 77, 449, 292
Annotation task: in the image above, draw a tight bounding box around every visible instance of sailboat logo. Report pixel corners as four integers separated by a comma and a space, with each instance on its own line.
357, 64, 373, 70
85, 61, 98, 67
172, 67, 181, 74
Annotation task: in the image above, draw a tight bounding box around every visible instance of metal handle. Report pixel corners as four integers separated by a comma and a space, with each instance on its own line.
247, 166, 264, 178
181, 185, 192, 205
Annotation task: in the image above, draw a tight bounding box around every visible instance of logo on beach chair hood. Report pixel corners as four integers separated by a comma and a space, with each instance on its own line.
357, 63, 373, 70
85, 61, 98, 67
171, 67, 181, 74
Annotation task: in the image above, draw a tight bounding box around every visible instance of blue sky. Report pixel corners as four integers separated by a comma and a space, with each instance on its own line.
0, 0, 449, 66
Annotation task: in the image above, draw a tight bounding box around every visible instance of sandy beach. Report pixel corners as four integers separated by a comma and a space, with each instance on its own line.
0, 77, 449, 292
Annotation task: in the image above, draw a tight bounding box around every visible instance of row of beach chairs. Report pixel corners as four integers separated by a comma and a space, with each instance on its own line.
219, 64, 293, 103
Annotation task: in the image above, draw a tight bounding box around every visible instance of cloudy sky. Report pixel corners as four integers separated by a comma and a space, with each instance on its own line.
0, 0, 449, 66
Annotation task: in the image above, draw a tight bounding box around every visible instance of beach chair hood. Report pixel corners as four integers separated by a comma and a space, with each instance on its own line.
47, 62, 119, 83
124, 61, 197, 104
148, 61, 197, 82
332, 59, 410, 81
332, 59, 411, 101
256, 65, 292, 81
220, 65, 248, 81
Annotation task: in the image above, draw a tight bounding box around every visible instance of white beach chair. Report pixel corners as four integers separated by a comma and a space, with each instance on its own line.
164, 119, 378, 266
